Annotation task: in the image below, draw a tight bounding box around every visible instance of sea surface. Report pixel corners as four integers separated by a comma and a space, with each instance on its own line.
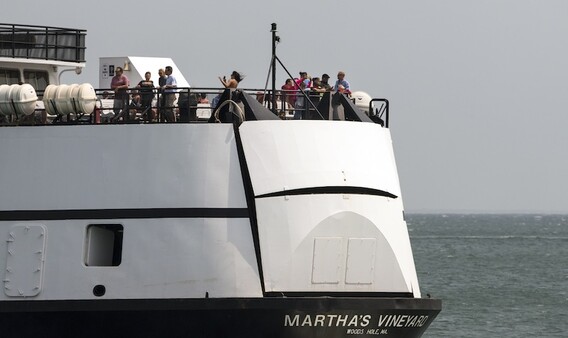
408, 214, 568, 338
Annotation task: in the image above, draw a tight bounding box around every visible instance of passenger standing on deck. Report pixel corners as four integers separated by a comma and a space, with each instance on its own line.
281, 78, 296, 108
296, 71, 311, 89
331, 72, 350, 120
293, 81, 307, 120
212, 71, 243, 108
157, 68, 167, 122
310, 77, 326, 107
158, 68, 167, 88
111, 66, 130, 119
162, 66, 177, 122
333, 71, 351, 94
320, 73, 332, 91
137, 71, 154, 121
218, 71, 242, 88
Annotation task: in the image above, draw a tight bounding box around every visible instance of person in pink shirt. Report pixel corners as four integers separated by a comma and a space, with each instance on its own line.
111, 67, 130, 119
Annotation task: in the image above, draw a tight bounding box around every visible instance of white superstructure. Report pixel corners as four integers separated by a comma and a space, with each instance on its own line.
98, 56, 190, 89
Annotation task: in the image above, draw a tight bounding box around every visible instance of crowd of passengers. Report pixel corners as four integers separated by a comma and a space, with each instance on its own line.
108, 65, 353, 123
0, 68, 352, 125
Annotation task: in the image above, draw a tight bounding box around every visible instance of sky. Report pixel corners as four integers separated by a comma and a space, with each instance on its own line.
5, 0, 568, 213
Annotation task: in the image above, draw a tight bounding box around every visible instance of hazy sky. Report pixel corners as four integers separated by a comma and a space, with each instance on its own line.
5, 1, 568, 213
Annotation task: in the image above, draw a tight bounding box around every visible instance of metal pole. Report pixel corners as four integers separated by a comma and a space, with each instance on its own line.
271, 23, 277, 115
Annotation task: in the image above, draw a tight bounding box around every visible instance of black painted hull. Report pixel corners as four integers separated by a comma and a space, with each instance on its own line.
0, 297, 441, 338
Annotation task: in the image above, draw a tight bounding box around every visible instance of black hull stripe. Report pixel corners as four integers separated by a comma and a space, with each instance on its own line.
256, 186, 398, 199
0, 207, 249, 221
0, 297, 442, 338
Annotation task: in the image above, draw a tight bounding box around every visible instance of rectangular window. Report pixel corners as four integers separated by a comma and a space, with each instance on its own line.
24, 70, 49, 91
0, 68, 20, 85
85, 224, 123, 266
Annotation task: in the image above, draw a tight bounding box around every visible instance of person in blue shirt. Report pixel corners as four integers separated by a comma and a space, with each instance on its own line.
333, 71, 351, 94
162, 66, 177, 122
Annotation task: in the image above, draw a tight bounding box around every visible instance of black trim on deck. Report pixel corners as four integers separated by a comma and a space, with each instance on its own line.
264, 291, 414, 298
0, 207, 249, 221
233, 123, 266, 293
256, 186, 398, 199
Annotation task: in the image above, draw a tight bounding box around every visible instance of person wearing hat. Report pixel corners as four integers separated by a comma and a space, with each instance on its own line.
320, 73, 332, 91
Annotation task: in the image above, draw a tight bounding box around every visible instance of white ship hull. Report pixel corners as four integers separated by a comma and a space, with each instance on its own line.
0, 22, 440, 338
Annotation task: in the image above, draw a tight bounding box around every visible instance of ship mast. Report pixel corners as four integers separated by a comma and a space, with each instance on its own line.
270, 23, 279, 114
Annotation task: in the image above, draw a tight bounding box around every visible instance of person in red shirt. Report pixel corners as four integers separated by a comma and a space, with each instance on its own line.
111, 67, 130, 119
281, 78, 296, 107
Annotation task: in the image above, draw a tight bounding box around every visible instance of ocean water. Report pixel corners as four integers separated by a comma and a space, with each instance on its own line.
408, 214, 568, 338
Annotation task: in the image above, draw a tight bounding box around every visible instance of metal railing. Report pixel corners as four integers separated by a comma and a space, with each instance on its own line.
91, 87, 318, 123
0, 87, 388, 127
0, 23, 86, 63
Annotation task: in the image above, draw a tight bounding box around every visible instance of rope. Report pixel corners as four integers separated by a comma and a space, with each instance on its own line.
213, 100, 245, 124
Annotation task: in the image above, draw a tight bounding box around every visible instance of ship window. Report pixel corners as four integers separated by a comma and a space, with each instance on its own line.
84, 224, 123, 267
0, 68, 20, 85
24, 70, 49, 91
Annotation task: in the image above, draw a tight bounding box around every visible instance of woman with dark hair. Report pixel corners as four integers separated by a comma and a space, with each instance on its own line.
212, 71, 244, 110
136, 71, 154, 120
218, 71, 243, 88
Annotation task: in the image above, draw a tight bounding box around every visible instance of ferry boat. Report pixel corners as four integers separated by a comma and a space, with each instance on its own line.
0, 23, 441, 337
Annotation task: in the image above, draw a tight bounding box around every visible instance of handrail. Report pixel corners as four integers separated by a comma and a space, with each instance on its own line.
0, 86, 388, 127
0, 23, 86, 32
0, 23, 86, 63
369, 98, 389, 128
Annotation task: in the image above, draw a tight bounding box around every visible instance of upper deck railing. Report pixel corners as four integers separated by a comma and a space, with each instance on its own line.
0, 86, 389, 127
0, 23, 86, 63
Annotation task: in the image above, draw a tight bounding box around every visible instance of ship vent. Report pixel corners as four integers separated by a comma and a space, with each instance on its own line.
311, 237, 377, 285
84, 224, 123, 266
345, 238, 376, 284
311, 237, 343, 284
